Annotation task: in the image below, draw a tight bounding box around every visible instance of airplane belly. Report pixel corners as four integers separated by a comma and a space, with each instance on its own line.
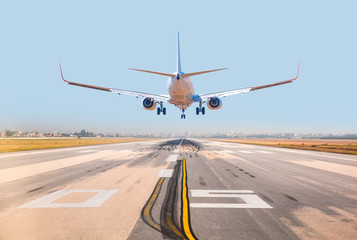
168, 77, 194, 109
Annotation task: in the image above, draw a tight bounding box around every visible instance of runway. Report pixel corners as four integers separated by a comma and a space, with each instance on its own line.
0, 139, 356, 240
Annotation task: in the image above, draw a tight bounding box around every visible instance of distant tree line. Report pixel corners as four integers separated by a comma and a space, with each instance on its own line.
73, 130, 95, 138
5, 130, 14, 137
320, 134, 357, 139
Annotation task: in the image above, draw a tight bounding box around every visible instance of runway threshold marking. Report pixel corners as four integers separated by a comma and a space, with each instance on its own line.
190, 190, 272, 209
157, 169, 174, 178
141, 177, 165, 232
181, 158, 198, 240
19, 189, 118, 208
166, 154, 178, 162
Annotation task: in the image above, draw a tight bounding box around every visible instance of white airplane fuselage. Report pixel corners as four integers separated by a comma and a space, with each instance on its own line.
167, 73, 195, 109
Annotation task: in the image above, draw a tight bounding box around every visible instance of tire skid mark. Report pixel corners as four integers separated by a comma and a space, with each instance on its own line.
140, 139, 200, 239
141, 161, 187, 239
160, 161, 186, 239
141, 177, 165, 232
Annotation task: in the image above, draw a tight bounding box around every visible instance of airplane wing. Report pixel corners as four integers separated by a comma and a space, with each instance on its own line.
60, 64, 169, 102
199, 63, 299, 101
199, 88, 252, 100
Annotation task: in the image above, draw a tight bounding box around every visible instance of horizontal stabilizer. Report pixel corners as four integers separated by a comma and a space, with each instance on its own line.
181, 68, 227, 78
128, 68, 176, 78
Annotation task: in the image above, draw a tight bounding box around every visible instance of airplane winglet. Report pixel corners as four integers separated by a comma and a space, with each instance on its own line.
292, 61, 300, 81
59, 63, 69, 83
250, 62, 300, 91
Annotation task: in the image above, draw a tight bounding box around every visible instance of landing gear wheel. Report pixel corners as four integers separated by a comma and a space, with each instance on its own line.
180, 109, 186, 119
157, 107, 161, 115
196, 101, 205, 116
163, 107, 166, 115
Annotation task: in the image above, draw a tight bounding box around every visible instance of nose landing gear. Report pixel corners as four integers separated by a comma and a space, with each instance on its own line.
180, 109, 186, 119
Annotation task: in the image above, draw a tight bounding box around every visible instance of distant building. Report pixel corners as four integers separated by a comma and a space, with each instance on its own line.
28, 131, 43, 137
12, 131, 23, 137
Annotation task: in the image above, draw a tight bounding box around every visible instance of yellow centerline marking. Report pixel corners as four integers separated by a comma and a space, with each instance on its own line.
141, 177, 165, 232
181, 158, 198, 240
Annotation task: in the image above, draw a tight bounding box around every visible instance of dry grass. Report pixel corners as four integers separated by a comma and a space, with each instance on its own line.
212, 139, 357, 155
0, 138, 154, 153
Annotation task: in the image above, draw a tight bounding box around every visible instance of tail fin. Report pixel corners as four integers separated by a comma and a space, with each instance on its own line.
177, 32, 182, 73
129, 33, 227, 79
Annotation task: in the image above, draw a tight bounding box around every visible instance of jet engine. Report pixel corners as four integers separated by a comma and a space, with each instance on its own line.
207, 97, 222, 110
142, 98, 156, 110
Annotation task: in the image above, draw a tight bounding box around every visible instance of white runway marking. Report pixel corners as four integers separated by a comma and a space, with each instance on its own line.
223, 150, 235, 153
156, 169, 173, 178
78, 150, 96, 153
166, 155, 178, 162
0, 146, 98, 159
275, 148, 357, 162
191, 190, 254, 197
173, 149, 179, 153
257, 151, 273, 154
190, 190, 272, 209
18, 189, 118, 208
224, 150, 273, 154
98, 150, 115, 153
0, 151, 120, 184
239, 150, 254, 154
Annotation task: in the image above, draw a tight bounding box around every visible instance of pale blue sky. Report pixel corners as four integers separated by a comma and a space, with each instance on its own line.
1, 0, 356, 134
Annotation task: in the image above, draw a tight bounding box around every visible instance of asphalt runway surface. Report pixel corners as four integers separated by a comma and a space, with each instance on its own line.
0, 139, 356, 240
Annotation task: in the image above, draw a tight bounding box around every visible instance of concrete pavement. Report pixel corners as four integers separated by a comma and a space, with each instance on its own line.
0, 139, 356, 239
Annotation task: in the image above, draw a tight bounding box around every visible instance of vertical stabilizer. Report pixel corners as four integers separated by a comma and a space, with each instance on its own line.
177, 32, 182, 73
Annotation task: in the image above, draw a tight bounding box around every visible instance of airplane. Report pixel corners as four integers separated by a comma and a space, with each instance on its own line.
60, 33, 299, 119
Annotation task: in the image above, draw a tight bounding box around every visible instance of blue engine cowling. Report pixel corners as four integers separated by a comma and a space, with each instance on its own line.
207, 97, 222, 110
142, 98, 156, 110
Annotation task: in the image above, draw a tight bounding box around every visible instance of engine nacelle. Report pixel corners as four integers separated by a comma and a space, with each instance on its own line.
207, 97, 222, 110
142, 98, 156, 110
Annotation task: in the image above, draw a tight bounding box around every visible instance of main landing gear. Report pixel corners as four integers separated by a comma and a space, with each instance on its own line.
157, 102, 166, 115
196, 101, 205, 115
180, 109, 186, 119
